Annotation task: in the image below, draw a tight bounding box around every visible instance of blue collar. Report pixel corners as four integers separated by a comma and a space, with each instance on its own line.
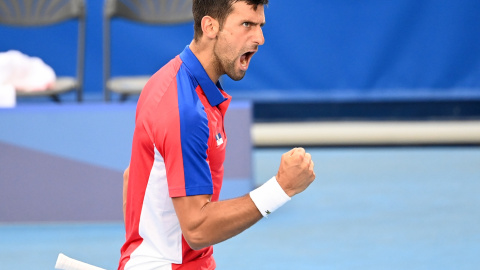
179, 46, 227, 107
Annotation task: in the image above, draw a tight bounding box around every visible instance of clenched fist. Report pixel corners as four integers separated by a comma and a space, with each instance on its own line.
275, 147, 316, 197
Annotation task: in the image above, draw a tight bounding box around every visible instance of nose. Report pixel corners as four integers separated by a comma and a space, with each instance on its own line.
253, 26, 265, 46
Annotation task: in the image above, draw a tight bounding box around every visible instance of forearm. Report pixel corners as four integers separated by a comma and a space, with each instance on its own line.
173, 148, 315, 250
173, 194, 263, 250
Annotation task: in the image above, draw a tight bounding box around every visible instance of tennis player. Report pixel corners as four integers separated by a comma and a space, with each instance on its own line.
118, 1, 315, 269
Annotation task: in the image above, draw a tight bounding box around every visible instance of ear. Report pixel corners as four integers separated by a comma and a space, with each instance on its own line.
201, 16, 219, 39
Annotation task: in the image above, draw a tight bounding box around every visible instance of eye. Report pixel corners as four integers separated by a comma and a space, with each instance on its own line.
242, 22, 251, 27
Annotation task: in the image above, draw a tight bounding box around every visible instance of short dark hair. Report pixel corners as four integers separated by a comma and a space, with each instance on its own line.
192, 0, 268, 41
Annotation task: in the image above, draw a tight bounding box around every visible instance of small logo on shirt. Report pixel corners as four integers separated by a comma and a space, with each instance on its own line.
216, 133, 224, 146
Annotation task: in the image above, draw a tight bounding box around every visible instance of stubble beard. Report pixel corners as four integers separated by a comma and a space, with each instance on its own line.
213, 41, 246, 82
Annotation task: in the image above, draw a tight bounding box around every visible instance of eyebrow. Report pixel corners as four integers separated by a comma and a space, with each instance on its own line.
244, 20, 266, 27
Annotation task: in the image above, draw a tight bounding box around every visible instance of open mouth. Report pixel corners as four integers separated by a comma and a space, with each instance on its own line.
240, 51, 256, 70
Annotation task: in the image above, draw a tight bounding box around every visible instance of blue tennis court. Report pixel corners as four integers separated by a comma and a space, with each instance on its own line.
1, 146, 479, 270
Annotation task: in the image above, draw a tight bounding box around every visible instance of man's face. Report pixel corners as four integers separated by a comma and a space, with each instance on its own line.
213, 2, 265, 81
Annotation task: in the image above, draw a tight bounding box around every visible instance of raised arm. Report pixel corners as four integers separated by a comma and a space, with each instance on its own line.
172, 147, 315, 250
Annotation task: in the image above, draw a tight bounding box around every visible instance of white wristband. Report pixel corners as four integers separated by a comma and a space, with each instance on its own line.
249, 176, 291, 217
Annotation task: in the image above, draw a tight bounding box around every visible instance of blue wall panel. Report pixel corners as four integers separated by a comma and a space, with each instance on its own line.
1, 0, 479, 101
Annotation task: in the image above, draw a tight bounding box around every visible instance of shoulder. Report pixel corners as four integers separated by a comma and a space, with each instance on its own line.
146, 56, 184, 92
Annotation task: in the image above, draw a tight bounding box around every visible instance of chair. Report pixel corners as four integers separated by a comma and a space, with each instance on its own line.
103, 0, 193, 101
0, 0, 86, 102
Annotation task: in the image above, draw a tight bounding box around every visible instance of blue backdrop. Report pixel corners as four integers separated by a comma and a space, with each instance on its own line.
1, 0, 479, 101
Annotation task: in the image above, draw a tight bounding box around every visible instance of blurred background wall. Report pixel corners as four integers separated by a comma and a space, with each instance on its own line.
1, 2, 480, 268
1, 0, 480, 223
1, 0, 479, 103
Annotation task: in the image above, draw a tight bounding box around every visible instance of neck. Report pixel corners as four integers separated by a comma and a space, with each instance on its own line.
189, 39, 221, 83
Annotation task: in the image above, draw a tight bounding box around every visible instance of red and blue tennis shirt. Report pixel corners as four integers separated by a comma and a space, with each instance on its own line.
119, 46, 232, 270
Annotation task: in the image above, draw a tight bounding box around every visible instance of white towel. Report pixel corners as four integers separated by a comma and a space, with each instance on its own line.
0, 50, 56, 92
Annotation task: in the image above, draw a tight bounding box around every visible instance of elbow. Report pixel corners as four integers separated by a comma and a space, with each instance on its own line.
182, 230, 211, 250
187, 242, 207, 251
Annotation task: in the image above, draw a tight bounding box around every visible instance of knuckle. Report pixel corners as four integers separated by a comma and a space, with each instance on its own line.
292, 154, 302, 163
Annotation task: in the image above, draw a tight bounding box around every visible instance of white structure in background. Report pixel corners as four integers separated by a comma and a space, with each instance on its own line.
0, 50, 57, 107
